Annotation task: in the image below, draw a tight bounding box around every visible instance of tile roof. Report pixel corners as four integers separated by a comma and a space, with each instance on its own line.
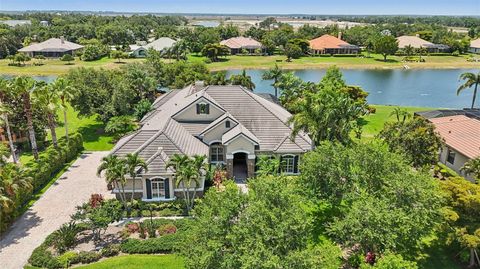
220, 37, 263, 49
471, 38, 480, 49
429, 115, 480, 159
199, 112, 238, 136
19, 38, 83, 52
309, 34, 357, 50
144, 37, 176, 51
396, 35, 433, 49
222, 123, 260, 145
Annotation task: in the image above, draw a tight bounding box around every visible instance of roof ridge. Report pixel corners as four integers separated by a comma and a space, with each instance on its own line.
273, 133, 305, 152
110, 130, 142, 155
161, 120, 188, 155
134, 118, 171, 154
240, 87, 311, 146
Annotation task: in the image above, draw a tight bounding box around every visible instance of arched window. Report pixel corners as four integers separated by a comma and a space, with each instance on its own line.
210, 142, 224, 163
281, 155, 299, 174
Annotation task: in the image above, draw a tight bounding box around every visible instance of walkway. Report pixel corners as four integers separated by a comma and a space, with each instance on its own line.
0, 152, 113, 269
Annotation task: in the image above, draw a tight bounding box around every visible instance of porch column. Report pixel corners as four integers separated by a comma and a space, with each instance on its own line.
226, 154, 234, 179
247, 155, 255, 179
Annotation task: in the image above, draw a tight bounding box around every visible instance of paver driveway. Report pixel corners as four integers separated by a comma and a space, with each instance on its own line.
0, 152, 113, 269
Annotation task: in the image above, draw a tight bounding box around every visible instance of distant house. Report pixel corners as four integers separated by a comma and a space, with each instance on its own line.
416, 109, 480, 181
0, 20, 31, 27
309, 34, 360, 55
469, 38, 480, 54
18, 37, 83, 58
128, 45, 147, 58
220, 37, 264, 55
396, 35, 450, 53
128, 37, 176, 58
110, 83, 313, 201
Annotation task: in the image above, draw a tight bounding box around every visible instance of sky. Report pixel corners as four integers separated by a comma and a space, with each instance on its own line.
0, 0, 479, 16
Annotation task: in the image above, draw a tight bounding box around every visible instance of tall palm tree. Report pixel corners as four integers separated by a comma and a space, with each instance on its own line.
97, 155, 128, 209
0, 78, 17, 164
124, 152, 148, 204
11, 76, 39, 160
262, 64, 284, 97
51, 78, 75, 141
33, 84, 60, 148
389, 107, 411, 123
457, 71, 480, 109
166, 154, 194, 214
404, 45, 414, 57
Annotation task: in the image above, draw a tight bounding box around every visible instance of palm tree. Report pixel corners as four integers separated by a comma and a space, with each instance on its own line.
97, 155, 128, 210
124, 152, 148, 204
166, 154, 195, 214
229, 70, 255, 91
0, 164, 32, 229
417, 47, 427, 62
461, 157, 480, 181
389, 107, 411, 123
33, 84, 60, 148
404, 45, 414, 57
11, 76, 39, 160
457, 71, 480, 109
51, 78, 75, 141
0, 78, 18, 164
262, 64, 284, 97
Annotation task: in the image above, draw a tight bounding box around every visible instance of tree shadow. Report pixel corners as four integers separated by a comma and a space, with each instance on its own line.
0, 210, 42, 248
374, 58, 399, 63
77, 123, 111, 144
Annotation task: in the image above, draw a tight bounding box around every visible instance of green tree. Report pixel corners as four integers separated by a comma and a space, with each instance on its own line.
97, 155, 128, 210
0, 78, 18, 163
389, 107, 411, 123
403, 44, 415, 56
105, 116, 137, 138
373, 35, 399, 61
32, 84, 60, 148
284, 43, 303, 61
229, 70, 255, 90
457, 71, 480, 109
360, 253, 418, 269
461, 157, 480, 181
10, 76, 40, 160
378, 117, 444, 168
255, 155, 280, 177
201, 43, 229, 62
110, 50, 127, 63
261, 64, 284, 97
124, 152, 148, 207
51, 78, 75, 141
441, 177, 480, 268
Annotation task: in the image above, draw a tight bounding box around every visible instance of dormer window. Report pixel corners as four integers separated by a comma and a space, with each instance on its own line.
196, 103, 210, 115
225, 120, 231, 128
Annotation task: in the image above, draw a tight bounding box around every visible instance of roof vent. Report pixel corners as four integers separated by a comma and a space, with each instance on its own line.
60, 36, 65, 44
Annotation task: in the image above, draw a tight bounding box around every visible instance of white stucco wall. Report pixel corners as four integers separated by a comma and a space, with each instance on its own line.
202, 120, 236, 144
225, 135, 256, 156
439, 147, 474, 181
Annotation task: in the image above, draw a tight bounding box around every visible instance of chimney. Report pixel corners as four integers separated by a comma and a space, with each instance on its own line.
337, 32, 342, 40
415, 34, 420, 38
60, 36, 65, 44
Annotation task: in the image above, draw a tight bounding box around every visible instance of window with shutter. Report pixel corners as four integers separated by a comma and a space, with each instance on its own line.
145, 179, 152, 199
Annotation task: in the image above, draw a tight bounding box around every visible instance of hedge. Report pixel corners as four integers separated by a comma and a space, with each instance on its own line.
120, 234, 178, 254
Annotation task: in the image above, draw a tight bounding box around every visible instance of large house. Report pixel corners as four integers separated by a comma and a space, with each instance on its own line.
18, 37, 83, 58
396, 35, 450, 53
469, 38, 480, 54
416, 109, 480, 181
309, 34, 360, 55
110, 83, 313, 201
220, 37, 264, 55
128, 37, 176, 57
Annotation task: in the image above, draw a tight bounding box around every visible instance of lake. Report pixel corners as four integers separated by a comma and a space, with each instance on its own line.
2, 68, 478, 108
226, 69, 478, 109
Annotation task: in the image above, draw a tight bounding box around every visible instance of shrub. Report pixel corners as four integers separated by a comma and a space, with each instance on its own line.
60, 54, 74, 64
125, 222, 140, 234
89, 194, 104, 208
74, 251, 102, 264
120, 234, 178, 254
101, 244, 120, 257
57, 251, 79, 268
51, 222, 79, 253
158, 224, 177, 236
29, 246, 61, 269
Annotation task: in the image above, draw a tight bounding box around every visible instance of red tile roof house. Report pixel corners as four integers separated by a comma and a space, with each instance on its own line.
110, 83, 313, 201
417, 110, 480, 181
309, 33, 360, 55
220, 37, 265, 55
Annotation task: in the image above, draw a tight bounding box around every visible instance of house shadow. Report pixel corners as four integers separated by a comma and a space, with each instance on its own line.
0, 210, 43, 249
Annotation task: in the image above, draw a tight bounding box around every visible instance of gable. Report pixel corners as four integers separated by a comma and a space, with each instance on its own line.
172, 96, 224, 122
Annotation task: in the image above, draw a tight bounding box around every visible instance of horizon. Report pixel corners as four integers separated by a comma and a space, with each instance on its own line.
1, 0, 479, 16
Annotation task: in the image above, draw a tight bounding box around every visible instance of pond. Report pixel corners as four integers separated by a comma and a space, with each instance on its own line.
226, 69, 479, 108
2, 68, 478, 108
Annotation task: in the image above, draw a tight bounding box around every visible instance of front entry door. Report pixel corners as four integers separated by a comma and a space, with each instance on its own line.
233, 152, 248, 182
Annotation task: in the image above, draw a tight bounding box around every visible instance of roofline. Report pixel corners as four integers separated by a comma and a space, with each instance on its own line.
171, 94, 226, 119
223, 133, 259, 146
198, 115, 239, 136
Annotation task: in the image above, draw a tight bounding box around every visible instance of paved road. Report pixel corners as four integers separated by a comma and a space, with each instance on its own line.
0, 152, 113, 269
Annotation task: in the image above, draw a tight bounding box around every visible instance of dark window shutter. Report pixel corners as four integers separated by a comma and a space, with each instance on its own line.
196, 104, 200, 114
226, 120, 230, 128
279, 156, 284, 173
145, 179, 152, 199
206, 104, 210, 114
294, 155, 299, 173
165, 178, 170, 199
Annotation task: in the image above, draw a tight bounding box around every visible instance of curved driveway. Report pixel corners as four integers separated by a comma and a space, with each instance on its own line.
0, 152, 113, 269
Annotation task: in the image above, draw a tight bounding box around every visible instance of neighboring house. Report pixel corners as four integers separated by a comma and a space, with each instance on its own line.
220, 37, 264, 55
18, 37, 84, 58
396, 35, 450, 53
309, 34, 360, 55
128, 45, 147, 58
128, 37, 176, 57
416, 109, 480, 181
0, 20, 31, 27
469, 38, 480, 54
110, 83, 313, 201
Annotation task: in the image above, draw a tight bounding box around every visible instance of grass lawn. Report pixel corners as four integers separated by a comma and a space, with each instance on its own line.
361, 105, 437, 140
76, 254, 184, 269
189, 53, 478, 71
0, 57, 143, 76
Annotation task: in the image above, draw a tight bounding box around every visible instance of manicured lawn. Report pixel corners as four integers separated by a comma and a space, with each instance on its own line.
0, 57, 143, 76
189, 53, 478, 71
361, 105, 437, 139
76, 254, 185, 269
